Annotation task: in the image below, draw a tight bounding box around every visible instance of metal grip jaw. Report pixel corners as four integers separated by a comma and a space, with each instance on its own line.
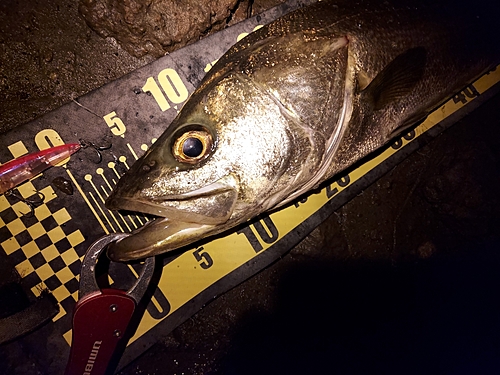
65, 233, 155, 375
78, 233, 155, 302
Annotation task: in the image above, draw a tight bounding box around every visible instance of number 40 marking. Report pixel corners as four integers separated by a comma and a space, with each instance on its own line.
142, 68, 189, 111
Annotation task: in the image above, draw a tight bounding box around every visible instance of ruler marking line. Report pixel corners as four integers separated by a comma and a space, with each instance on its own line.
66, 169, 109, 235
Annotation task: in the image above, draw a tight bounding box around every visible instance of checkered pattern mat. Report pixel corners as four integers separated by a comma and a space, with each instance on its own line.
0, 179, 85, 322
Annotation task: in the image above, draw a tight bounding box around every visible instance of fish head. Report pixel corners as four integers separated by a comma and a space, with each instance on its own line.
106, 71, 300, 260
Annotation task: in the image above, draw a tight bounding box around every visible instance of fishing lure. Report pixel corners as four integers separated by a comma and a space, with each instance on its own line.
0, 143, 81, 195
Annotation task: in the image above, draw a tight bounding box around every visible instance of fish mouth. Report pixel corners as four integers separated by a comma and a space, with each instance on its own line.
107, 175, 239, 224
105, 175, 239, 260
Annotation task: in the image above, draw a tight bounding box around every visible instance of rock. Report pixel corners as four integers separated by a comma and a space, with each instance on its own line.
78, 0, 245, 58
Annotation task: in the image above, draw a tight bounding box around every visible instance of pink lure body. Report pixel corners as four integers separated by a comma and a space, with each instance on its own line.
0, 143, 81, 194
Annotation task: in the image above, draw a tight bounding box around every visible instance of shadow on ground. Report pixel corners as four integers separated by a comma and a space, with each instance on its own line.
220, 243, 500, 375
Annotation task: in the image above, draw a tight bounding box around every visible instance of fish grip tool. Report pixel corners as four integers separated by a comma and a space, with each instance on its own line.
64, 233, 155, 375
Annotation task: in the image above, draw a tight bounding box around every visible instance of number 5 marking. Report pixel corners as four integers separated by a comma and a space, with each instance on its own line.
193, 247, 213, 269
103, 111, 126, 137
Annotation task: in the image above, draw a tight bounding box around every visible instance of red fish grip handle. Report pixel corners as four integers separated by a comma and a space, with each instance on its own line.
64, 289, 136, 375
64, 233, 155, 375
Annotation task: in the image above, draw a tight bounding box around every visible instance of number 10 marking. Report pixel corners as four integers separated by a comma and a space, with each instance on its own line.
142, 68, 189, 111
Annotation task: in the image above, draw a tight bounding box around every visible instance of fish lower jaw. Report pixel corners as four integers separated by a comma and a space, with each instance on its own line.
107, 217, 217, 261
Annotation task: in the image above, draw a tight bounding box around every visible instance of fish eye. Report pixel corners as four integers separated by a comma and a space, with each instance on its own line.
172, 128, 213, 164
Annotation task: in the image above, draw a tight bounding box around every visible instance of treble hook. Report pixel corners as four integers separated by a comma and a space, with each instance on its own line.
79, 139, 112, 164
6, 189, 45, 217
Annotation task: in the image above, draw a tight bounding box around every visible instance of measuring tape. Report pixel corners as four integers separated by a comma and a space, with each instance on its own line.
1, 0, 499, 371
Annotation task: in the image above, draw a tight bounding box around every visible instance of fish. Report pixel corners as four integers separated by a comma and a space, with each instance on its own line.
105, 0, 500, 261
0, 143, 81, 195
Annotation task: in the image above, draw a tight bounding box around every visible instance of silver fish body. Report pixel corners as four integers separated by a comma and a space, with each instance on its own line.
106, 0, 500, 260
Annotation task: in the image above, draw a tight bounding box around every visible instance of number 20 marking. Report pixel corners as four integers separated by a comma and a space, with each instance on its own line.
142, 68, 189, 111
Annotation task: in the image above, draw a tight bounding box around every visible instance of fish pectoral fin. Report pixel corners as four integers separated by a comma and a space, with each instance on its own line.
363, 47, 427, 110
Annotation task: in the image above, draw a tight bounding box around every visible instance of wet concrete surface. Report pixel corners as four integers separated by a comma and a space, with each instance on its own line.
0, 0, 285, 134
0, 0, 156, 135
1, 0, 500, 374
